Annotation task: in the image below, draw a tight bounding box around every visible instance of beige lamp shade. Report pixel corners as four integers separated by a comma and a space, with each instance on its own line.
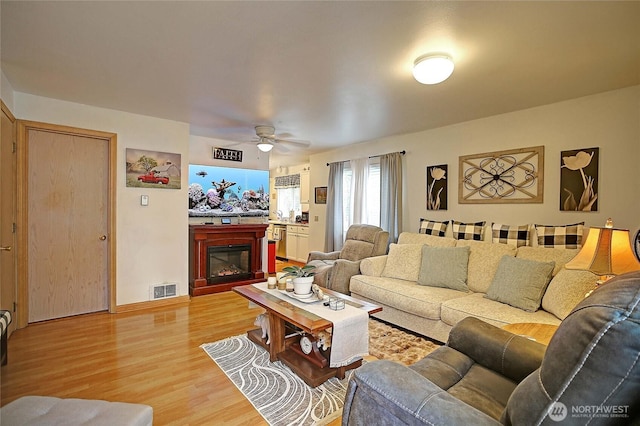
565, 227, 640, 276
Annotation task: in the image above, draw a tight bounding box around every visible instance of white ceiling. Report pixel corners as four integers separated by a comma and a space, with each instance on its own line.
2, 1, 639, 165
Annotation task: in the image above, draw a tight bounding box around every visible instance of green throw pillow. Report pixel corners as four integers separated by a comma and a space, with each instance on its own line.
417, 245, 470, 292
485, 255, 555, 312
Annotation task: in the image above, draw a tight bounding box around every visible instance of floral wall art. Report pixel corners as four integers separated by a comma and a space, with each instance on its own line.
426, 165, 447, 210
459, 146, 544, 204
560, 147, 599, 211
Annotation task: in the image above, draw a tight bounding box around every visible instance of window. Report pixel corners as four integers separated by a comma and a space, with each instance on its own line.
275, 173, 302, 219
276, 187, 301, 218
342, 159, 380, 232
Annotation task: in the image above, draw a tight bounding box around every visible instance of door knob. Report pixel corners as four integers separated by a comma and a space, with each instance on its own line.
99, 235, 107, 241
0, 246, 12, 251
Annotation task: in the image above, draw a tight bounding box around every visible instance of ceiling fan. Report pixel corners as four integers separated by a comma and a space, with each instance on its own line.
252, 125, 310, 153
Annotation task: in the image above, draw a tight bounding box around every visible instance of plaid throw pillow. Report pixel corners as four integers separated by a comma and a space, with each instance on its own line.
492, 223, 531, 247
534, 223, 584, 249
419, 219, 449, 237
451, 220, 486, 241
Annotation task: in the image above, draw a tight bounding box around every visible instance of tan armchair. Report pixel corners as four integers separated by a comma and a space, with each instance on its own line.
307, 224, 389, 294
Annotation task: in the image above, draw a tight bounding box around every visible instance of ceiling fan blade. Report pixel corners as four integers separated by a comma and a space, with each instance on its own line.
272, 142, 291, 153
275, 138, 310, 148
275, 132, 294, 139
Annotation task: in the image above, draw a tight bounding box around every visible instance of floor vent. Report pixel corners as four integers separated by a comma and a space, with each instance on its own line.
150, 283, 178, 300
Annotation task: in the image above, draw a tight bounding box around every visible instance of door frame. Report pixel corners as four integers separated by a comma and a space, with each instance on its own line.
16, 120, 117, 328
1, 100, 17, 336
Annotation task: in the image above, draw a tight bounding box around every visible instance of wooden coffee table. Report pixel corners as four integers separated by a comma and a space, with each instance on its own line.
233, 284, 381, 387
502, 322, 559, 346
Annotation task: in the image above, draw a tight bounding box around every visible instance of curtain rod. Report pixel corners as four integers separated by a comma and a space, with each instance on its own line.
326, 150, 405, 166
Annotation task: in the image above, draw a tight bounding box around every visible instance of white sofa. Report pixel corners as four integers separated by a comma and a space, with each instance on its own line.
350, 232, 597, 342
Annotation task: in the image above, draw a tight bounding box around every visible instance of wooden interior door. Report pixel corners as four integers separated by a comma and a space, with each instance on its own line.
26, 128, 109, 322
1, 101, 17, 335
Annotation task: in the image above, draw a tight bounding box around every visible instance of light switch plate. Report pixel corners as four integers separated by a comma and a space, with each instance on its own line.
141, 195, 149, 206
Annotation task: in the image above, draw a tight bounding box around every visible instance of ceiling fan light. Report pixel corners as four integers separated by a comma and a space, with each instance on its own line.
257, 140, 273, 152
413, 54, 454, 85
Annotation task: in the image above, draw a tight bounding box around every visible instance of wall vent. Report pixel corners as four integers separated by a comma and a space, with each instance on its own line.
150, 283, 178, 300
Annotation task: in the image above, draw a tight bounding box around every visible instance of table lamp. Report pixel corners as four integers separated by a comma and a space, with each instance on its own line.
565, 218, 640, 295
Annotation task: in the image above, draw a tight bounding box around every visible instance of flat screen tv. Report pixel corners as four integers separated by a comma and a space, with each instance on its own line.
188, 165, 269, 217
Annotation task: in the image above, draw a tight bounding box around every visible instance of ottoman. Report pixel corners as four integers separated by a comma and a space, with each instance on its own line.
0, 396, 153, 425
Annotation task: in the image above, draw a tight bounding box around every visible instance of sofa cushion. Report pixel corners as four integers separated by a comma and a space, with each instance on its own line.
381, 244, 423, 281
417, 245, 470, 292
541, 269, 598, 319
515, 246, 579, 276
397, 232, 457, 247
456, 240, 517, 293
339, 239, 373, 262
419, 219, 449, 237
485, 256, 555, 312
451, 220, 486, 241
410, 346, 517, 421
491, 223, 530, 247
534, 222, 584, 249
441, 293, 561, 328
350, 275, 469, 320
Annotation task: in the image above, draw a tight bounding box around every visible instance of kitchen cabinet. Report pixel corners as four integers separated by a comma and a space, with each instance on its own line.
286, 225, 309, 263
300, 170, 310, 204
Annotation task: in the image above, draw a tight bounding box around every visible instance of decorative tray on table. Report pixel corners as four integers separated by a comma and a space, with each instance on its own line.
279, 289, 328, 304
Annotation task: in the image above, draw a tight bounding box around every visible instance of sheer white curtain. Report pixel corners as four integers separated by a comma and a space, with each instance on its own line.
349, 157, 370, 226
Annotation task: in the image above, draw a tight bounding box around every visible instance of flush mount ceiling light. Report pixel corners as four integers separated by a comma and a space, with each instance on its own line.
257, 137, 274, 152
413, 54, 454, 85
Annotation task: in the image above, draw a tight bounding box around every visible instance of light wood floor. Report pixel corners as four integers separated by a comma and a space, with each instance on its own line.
0, 260, 343, 425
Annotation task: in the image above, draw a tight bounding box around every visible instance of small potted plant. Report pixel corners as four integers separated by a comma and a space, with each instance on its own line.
281, 265, 316, 295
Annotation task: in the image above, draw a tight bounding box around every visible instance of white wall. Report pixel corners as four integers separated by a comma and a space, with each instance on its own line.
189, 135, 269, 170
1, 71, 15, 110
308, 86, 640, 252
14, 93, 191, 306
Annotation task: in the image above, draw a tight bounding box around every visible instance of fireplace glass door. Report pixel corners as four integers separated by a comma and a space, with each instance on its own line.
207, 244, 252, 284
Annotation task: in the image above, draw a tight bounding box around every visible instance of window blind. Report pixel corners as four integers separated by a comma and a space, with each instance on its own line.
274, 174, 300, 188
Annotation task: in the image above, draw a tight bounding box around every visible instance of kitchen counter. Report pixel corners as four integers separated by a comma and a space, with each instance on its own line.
268, 220, 309, 227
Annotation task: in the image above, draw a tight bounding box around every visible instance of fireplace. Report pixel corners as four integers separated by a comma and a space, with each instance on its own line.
207, 244, 251, 284
189, 224, 268, 296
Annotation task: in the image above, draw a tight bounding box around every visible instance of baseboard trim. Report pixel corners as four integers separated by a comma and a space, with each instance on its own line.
115, 295, 191, 313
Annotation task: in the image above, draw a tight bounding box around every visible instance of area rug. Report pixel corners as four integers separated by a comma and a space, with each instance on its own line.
368, 318, 441, 365
201, 334, 349, 426
201, 319, 441, 425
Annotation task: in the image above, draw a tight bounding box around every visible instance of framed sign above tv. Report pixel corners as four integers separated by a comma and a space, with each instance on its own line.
213, 147, 243, 162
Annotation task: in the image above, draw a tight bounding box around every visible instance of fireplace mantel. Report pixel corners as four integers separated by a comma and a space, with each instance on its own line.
189, 224, 268, 296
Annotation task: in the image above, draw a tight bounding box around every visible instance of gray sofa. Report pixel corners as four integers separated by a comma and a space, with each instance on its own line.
350, 232, 597, 342
342, 271, 640, 425
307, 224, 388, 294
0, 396, 153, 425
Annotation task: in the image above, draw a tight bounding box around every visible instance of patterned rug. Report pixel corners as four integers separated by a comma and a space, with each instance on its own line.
368, 319, 442, 364
201, 319, 441, 426
201, 334, 349, 426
